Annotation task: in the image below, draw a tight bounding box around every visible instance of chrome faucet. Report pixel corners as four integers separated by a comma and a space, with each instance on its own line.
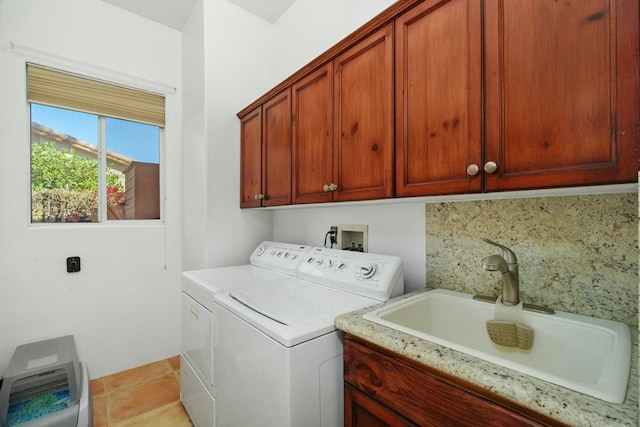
481, 238, 519, 305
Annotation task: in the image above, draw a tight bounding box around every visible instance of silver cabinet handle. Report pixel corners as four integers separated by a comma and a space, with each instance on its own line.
323, 184, 330, 192
323, 183, 338, 192
484, 161, 498, 174
466, 164, 479, 176
254, 193, 265, 200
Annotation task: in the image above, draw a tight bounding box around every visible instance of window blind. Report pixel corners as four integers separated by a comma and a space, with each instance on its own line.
27, 63, 165, 127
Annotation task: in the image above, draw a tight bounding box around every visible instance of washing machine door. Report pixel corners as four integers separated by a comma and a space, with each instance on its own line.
221, 279, 375, 347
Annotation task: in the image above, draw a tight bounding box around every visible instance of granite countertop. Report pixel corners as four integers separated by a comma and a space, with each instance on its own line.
335, 289, 638, 427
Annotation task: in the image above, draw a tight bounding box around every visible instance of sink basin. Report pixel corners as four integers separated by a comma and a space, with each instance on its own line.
363, 289, 631, 404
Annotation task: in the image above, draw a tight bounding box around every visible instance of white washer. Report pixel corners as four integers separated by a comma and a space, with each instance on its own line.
180, 242, 312, 427
213, 247, 404, 427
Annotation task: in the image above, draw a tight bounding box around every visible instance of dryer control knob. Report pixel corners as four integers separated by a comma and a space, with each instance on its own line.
359, 264, 377, 279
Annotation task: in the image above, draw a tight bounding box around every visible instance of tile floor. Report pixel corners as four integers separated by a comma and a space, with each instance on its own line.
91, 356, 193, 427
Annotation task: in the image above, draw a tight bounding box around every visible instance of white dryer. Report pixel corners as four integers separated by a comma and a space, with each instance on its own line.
213, 247, 404, 427
180, 242, 312, 427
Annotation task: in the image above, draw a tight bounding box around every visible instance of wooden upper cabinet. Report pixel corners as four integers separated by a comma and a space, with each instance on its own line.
240, 107, 262, 208
239, 0, 638, 208
239, 89, 292, 208
292, 63, 334, 204
334, 24, 395, 201
395, 0, 482, 197
262, 89, 292, 206
483, 0, 639, 191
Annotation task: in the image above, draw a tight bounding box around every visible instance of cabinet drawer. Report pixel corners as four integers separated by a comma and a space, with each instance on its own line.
181, 292, 213, 388
344, 337, 551, 426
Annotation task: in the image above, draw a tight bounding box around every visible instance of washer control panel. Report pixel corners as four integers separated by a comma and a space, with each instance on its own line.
298, 247, 404, 301
250, 241, 313, 275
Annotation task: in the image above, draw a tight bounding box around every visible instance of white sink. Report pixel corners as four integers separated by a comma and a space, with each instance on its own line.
363, 289, 631, 404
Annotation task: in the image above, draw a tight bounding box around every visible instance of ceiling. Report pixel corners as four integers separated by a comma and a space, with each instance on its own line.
227, 0, 296, 23
102, 0, 296, 30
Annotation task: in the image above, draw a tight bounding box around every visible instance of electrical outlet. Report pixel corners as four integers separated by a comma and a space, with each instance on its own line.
330, 226, 338, 244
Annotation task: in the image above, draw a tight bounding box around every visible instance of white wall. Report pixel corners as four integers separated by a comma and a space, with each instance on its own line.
0, 0, 183, 378
193, 0, 424, 288
181, 0, 207, 271
270, 0, 397, 82
183, 0, 276, 272
199, 0, 275, 268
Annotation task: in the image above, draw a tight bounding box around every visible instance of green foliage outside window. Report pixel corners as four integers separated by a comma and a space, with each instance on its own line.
31, 142, 125, 222
31, 141, 98, 191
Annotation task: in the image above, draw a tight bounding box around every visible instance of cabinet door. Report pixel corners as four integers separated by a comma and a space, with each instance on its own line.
344, 337, 550, 426
345, 384, 416, 427
484, 0, 639, 191
334, 24, 394, 201
292, 63, 334, 204
262, 89, 292, 206
240, 107, 262, 208
395, 0, 482, 196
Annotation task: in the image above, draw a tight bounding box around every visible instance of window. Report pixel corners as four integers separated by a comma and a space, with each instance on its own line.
27, 64, 164, 223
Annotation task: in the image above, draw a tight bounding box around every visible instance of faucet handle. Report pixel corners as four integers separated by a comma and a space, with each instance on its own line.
481, 238, 517, 264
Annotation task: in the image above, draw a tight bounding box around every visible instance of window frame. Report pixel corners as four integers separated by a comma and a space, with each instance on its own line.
26, 61, 167, 225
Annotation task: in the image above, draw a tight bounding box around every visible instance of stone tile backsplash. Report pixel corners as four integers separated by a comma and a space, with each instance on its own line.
425, 193, 638, 326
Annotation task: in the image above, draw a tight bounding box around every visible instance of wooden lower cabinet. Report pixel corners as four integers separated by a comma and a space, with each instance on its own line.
345, 384, 416, 427
344, 336, 566, 427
